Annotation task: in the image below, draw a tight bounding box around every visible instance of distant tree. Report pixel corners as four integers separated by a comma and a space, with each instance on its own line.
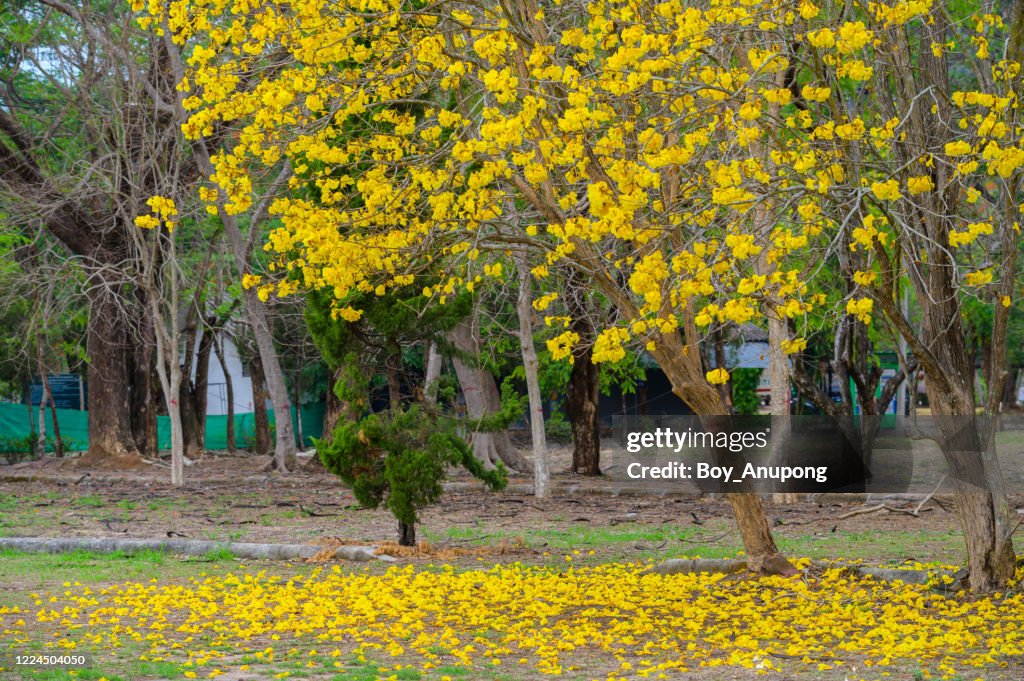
0, 1, 182, 466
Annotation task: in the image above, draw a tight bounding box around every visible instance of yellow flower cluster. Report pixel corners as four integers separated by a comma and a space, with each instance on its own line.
546, 330, 579, 362
846, 297, 874, 324
131, 0, 1024, 343
949, 221, 993, 248
705, 368, 729, 384
134, 196, 179, 232
592, 327, 630, 363
780, 337, 807, 354
964, 268, 993, 287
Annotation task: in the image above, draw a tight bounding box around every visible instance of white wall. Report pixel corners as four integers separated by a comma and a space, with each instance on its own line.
191, 332, 255, 416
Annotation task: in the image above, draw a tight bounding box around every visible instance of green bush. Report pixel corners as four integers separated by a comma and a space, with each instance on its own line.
731, 368, 763, 415
316, 405, 507, 545
0, 433, 79, 463
544, 410, 572, 443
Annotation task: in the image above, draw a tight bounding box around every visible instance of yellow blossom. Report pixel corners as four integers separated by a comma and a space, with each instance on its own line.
706, 368, 729, 384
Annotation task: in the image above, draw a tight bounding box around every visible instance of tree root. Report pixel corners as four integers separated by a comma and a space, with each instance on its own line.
640, 558, 747, 576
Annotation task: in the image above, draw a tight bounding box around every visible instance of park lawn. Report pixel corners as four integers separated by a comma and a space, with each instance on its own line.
1, 549, 1022, 681
427, 524, 969, 566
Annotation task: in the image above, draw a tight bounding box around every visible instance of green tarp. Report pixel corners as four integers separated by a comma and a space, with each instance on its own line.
0, 401, 325, 453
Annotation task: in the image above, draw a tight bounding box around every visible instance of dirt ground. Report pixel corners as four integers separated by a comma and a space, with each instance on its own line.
2, 444, 1018, 568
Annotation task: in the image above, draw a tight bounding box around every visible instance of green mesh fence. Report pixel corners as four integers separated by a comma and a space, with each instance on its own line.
0, 401, 325, 454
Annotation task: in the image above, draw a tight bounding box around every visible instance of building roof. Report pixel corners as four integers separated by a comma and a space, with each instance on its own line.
728, 322, 768, 343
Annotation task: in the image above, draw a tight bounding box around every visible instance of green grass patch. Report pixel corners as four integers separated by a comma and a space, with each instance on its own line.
205, 545, 236, 562
427, 522, 968, 566
777, 528, 965, 564
0, 548, 242, 589
15, 669, 119, 681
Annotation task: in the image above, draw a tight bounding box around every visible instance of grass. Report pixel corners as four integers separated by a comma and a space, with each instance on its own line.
424, 523, 967, 565
13, 670, 122, 681
205, 545, 236, 561
0, 548, 252, 592
144, 496, 187, 511
777, 528, 965, 564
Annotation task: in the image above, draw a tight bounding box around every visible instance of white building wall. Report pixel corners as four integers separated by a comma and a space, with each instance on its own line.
191, 332, 255, 416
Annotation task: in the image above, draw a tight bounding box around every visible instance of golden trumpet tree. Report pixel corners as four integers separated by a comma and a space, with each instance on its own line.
140, 0, 1024, 586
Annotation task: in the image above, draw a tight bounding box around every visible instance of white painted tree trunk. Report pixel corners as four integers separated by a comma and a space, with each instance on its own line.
515, 250, 549, 499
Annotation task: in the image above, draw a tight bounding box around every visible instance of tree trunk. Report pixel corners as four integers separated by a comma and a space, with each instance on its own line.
449, 320, 531, 473
249, 353, 272, 456
130, 330, 159, 460
293, 369, 304, 448
177, 377, 202, 459
954, 484, 1016, 591
564, 269, 601, 476
36, 376, 48, 459
647, 321, 794, 575
176, 320, 203, 460
193, 326, 214, 449
566, 347, 601, 475
767, 308, 797, 504
212, 335, 236, 454
999, 368, 1018, 410
387, 345, 402, 410
926, 379, 1016, 591
398, 519, 416, 547
79, 287, 143, 469
128, 288, 158, 460
167, 381, 185, 487
516, 251, 549, 499
155, 357, 186, 487
47, 386, 63, 458
243, 281, 297, 472
424, 341, 442, 405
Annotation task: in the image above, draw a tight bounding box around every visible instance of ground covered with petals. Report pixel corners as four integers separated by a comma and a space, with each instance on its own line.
3, 559, 1023, 680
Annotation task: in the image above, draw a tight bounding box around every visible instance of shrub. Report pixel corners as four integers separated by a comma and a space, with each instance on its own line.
317, 405, 507, 545
731, 368, 763, 416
